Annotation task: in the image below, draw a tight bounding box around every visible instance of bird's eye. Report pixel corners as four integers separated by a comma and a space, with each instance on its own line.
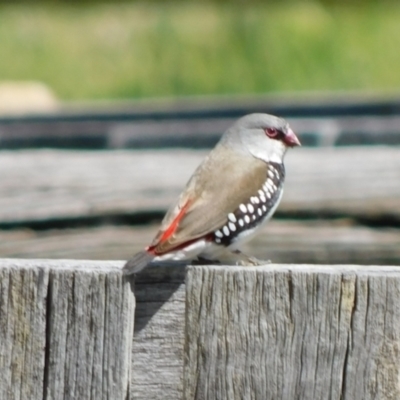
265, 127, 278, 138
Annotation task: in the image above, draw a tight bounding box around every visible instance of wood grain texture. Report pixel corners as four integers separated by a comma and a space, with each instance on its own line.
1, 220, 399, 266
3, 259, 400, 399
130, 265, 186, 400
185, 264, 400, 400
0, 259, 134, 400
0, 147, 400, 225
0, 261, 48, 400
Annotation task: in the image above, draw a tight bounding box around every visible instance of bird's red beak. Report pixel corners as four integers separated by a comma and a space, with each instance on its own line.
284, 128, 301, 147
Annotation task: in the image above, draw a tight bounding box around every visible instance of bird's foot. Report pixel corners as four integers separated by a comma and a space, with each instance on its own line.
232, 251, 271, 266
198, 249, 270, 267
236, 257, 270, 266
192, 257, 221, 265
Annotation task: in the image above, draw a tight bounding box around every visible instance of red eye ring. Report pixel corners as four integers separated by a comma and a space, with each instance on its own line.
265, 127, 278, 138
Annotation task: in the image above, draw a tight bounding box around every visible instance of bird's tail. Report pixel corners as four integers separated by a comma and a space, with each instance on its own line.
123, 251, 155, 275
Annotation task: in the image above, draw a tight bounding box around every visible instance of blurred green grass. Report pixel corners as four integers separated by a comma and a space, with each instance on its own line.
1, 2, 399, 100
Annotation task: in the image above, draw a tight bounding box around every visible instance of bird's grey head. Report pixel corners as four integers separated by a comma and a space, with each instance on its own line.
222, 113, 301, 164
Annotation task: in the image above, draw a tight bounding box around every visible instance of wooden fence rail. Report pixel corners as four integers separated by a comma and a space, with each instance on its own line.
1, 147, 400, 226
1, 147, 399, 266
1, 260, 400, 399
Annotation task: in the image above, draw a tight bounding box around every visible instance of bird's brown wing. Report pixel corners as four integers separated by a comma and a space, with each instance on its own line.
148, 148, 268, 254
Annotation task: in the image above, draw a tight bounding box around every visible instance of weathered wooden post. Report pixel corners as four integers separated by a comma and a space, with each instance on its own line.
2, 261, 400, 399
0, 259, 134, 400
185, 265, 400, 400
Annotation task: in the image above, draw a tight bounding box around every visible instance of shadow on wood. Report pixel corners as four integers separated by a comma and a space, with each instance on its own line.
129, 263, 186, 333
129, 263, 187, 399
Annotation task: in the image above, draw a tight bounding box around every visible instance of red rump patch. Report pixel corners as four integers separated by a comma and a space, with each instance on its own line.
159, 203, 189, 242
147, 200, 191, 254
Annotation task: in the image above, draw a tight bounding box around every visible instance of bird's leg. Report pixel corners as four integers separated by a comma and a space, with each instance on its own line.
231, 250, 271, 266
195, 249, 270, 266
192, 257, 221, 265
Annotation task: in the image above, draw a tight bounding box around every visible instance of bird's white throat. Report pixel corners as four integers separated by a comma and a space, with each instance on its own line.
248, 139, 287, 164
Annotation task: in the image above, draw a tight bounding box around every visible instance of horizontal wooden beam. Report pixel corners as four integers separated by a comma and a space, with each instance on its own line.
1, 147, 399, 226
1, 220, 399, 266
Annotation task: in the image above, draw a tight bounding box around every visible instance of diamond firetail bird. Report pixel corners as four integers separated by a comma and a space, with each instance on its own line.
123, 113, 300, 275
